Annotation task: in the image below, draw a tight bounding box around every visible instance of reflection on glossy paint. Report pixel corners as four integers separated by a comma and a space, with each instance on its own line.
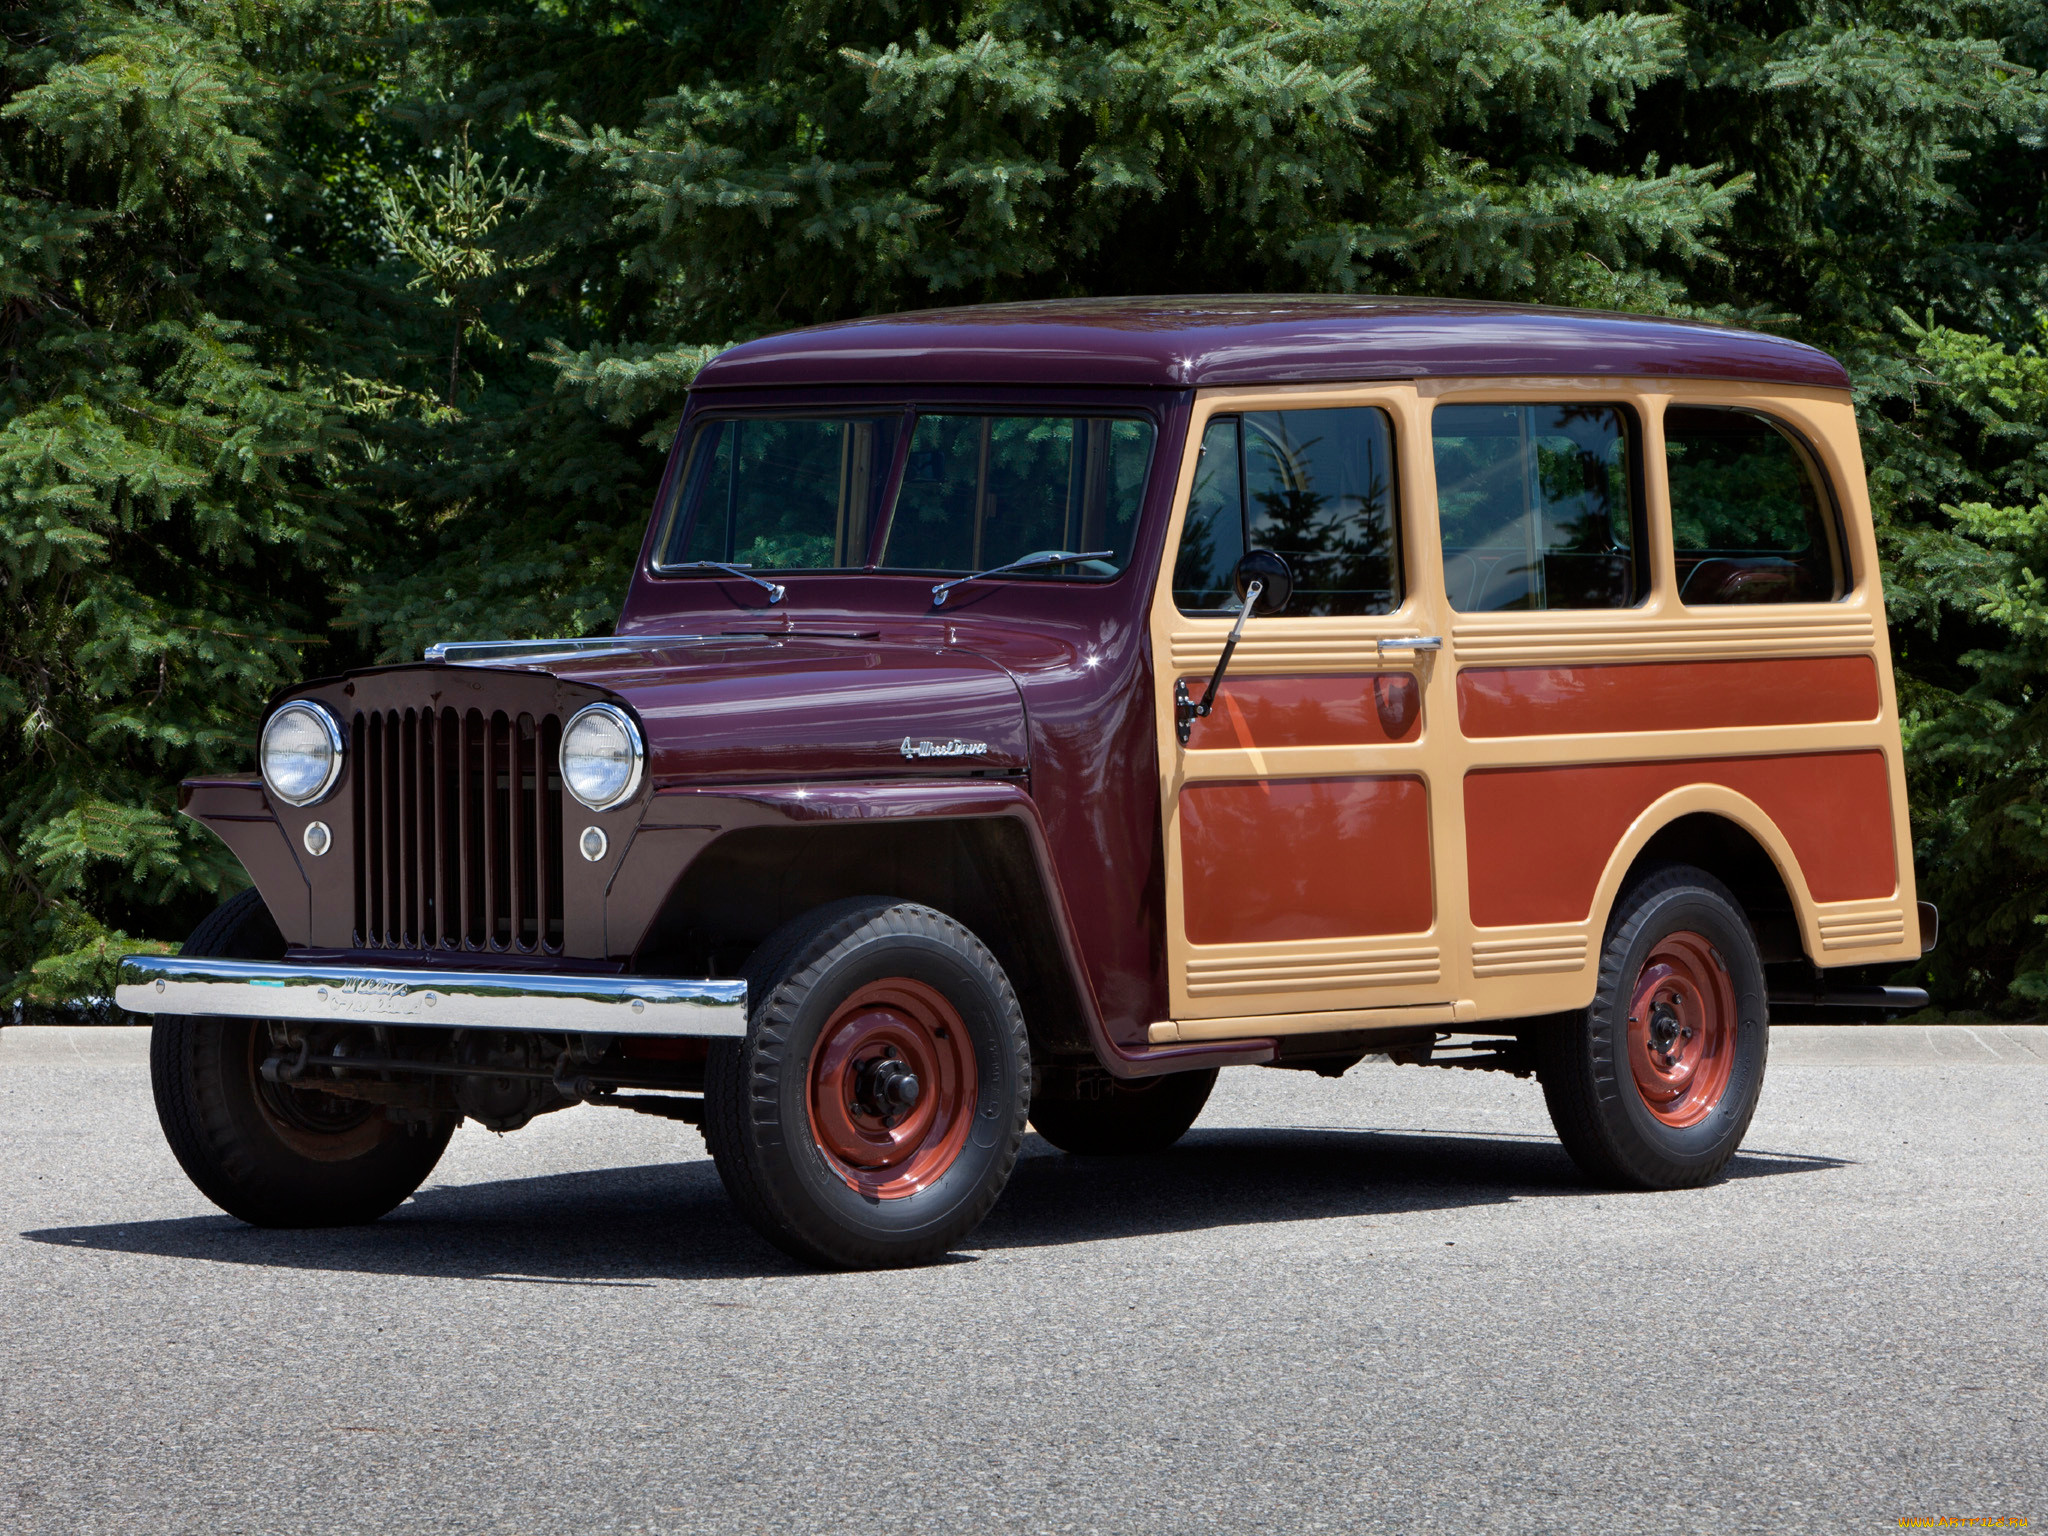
617, 640, 1033, 783
1180, 776, 1432, 944
688, 298, 1853, 394
1457, 656, 1880, 737
1465, 751, 1895, 927
1187, 674, 1423, 751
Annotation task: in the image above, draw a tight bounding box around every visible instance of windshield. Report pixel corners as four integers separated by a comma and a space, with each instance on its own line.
656, 412, 1155, 578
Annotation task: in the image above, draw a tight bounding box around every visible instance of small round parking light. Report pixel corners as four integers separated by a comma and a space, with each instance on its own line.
260, 702, 345, 807
560, 704, 644, 812
579, 826, 608, 863
303, 821, 332, 858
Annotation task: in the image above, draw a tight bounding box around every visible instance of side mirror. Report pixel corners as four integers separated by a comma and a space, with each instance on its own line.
1234, 549, 1293, 615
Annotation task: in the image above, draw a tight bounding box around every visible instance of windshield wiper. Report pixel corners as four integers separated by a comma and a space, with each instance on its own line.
666, 561, 786, 604
931, 550, 1114, 608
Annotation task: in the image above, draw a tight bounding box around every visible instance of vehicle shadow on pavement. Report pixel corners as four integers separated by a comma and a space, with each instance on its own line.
978, 1127, 1844, 1249
20, 1124, 1844, 1282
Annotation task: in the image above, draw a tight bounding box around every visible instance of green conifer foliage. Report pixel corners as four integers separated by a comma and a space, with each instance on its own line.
537, 0, 1749, 424
1888, 321, 2048, 1009
0, 1, 374, 1008
4, 1, 2046, 1014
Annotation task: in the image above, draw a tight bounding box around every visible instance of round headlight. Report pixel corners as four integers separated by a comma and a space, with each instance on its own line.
560, 704, 644, 811
260, 702, 344, 807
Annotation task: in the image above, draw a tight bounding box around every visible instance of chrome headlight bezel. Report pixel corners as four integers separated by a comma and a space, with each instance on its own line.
559, 703, 645, 813
259, 701, 346, 808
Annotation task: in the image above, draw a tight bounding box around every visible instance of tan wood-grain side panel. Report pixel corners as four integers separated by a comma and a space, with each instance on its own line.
1148, 379, 1921, 1046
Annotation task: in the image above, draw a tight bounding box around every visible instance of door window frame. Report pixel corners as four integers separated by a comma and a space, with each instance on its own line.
1157, 385, 1435, 636
1418, 379, 1869, 611
1147, 382, 1449, 1031
1170, 405, 1409, 618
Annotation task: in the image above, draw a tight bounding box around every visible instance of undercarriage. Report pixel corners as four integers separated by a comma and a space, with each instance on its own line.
254, 1021, 711, 1133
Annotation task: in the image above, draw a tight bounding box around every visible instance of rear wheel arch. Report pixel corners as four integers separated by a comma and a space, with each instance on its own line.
1587, 791, 1818, 966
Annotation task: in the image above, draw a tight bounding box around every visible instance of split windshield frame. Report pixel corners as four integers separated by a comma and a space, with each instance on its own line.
647, 397, 1166, 586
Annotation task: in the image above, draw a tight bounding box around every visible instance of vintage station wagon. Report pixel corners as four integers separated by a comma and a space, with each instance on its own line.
119, 298, 1931, 1268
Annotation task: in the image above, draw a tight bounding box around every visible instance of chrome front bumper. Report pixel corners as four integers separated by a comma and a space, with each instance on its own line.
114, 956, 748, 1037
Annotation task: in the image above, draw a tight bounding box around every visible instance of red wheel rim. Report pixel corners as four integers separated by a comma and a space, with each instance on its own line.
1625, 930, 1737, 1128
807, 978, 977, 1200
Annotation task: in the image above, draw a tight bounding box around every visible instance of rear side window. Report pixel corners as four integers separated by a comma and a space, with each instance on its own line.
1171, 407, 1401, 616
1665, 407, 1844, 604
1432, 404, 1642, 612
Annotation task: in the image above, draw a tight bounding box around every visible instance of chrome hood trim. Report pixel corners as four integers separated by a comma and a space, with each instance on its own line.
423, 634, 713, 665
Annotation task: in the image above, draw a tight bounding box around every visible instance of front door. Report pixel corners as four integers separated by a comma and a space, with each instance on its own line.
1149, 386, 1458, 1044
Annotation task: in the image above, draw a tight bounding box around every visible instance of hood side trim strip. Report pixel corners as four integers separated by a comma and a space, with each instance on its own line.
424, 634, 714, 664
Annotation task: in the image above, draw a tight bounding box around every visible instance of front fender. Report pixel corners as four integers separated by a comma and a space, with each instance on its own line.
611, 780, 1272, 1078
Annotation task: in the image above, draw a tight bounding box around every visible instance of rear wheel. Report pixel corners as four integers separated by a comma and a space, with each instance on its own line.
150, 891, 457, 1226
704, 898, 1030, 1269
1535, 866, 1768, 1190
1029, 1069, 1217, 1155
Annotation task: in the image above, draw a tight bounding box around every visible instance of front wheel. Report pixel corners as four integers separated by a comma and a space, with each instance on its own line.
150, 891, 457, 1226
703, 898, 1031, 1269
1535, 865, 1768, 1190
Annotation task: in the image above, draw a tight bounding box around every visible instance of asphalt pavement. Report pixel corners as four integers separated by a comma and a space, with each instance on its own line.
2, 1023, 2043, 1535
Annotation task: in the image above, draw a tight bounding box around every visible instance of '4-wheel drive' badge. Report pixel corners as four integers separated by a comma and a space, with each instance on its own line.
900, 736, 989, 760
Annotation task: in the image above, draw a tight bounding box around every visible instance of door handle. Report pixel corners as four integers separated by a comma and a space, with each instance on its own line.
1376, 636, 1443, 655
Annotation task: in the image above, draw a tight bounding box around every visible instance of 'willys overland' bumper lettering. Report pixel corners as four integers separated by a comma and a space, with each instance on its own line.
115, 957, 747, 1037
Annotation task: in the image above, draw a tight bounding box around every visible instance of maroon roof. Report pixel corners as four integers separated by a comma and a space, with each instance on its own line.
689, 296, 1849, 392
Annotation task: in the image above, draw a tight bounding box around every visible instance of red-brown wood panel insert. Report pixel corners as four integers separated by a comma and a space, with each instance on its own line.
1464, 751, 1896, 927
1458, 656, 1881, 738
1180, 776, 1432, 944
1188, 674, 1422, 750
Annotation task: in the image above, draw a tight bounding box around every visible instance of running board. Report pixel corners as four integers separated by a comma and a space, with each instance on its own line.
1766, 981, 1929, 1012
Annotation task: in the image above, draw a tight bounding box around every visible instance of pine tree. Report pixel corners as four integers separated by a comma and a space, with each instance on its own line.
5, 0, 2046, 1014
0, 0, 375, 1009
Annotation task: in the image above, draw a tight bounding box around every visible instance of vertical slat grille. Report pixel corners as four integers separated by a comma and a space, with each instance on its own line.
351, 705, 563, 954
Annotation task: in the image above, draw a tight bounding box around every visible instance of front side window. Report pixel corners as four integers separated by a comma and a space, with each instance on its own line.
1664, 407, 1844, 604
657, 411, 1153, 578
1171, 407, 1402, 616
1432, 404, 1642, 612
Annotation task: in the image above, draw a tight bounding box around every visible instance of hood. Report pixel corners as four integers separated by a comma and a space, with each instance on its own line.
531, 635, 1029, 786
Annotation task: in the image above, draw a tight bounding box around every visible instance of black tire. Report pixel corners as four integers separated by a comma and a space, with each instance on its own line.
703, 897, 1030, 1269
150, 890, 457, 1226
1535, 865, 1768, 1190
1029, 1068, 1217, 1155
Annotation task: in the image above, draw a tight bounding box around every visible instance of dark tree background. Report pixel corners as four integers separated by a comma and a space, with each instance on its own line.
2, 0, 2044, 1013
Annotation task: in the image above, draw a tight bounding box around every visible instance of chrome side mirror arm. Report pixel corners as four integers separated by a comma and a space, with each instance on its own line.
1174, 579, 1262, 746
